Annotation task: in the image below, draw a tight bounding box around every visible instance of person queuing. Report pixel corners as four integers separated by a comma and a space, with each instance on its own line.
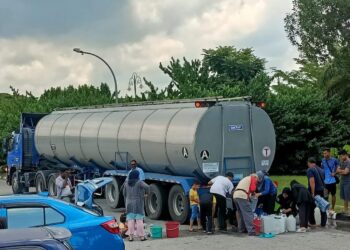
321, 148, 339, 212
122, 170, 150, 242
337, 150, 350, 214
233, 174, 258, 236
189, 181, 202, 232
290, 180, 314, 233
306, 157, 327, 227
127, 160, 145, 181
199, 191, 216, 234
209, 172, 234, 232
276, 187, 295, 217
256, 171, 277, 214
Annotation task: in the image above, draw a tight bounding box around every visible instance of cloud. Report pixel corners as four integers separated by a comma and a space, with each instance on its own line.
0, 0, 298, 96
0, 39, 94, 94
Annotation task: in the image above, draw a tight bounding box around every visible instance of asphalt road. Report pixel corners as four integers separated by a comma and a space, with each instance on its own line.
1, 176, 350, 250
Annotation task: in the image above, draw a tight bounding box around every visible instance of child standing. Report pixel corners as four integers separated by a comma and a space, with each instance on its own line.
189, 181, 201, 232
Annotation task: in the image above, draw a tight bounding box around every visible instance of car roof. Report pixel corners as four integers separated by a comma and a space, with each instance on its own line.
0, 227, 53, 243
0, 194, 62, 205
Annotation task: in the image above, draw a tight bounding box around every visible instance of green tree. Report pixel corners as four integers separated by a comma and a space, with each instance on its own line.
267, 76, 349, 174
146, 46, 271, 101
285, 0, 350, 100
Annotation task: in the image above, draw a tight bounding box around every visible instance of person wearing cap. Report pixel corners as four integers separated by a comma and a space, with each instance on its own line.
336, 150, 350, 214
306, 157, 327, 227
233, 174, 258, 236
208, 172, 234, 232
256, 170, 277, 215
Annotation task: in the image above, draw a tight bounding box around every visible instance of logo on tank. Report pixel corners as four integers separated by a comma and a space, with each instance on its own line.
182, 147, 189, 158
262, 146, 271, 158
200, 150, 209, 160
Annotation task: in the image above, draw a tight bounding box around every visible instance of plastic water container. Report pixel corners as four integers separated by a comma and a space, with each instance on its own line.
286, 215, 296, 232
150, 225, 163, 239
315, 207, 321, 226
253, 217, 262, 235
165, 221, 180, 238
262, 215, 286, 234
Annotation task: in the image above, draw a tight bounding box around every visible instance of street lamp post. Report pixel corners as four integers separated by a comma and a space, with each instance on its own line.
73, 48, 119, 104
128, 72, 143, 99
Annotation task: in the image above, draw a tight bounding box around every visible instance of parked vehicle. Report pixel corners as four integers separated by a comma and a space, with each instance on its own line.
0, 190, 125, 250
0, 227, 73, 250
2, 98, 276, 223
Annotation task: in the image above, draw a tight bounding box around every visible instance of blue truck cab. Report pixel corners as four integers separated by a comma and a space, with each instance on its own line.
5, 113, 45, 193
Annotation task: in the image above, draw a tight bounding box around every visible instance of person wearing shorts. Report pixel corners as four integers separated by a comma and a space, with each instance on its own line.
189, 181, 201, 231
337, 150, 350, 214
321, 148, 339, 211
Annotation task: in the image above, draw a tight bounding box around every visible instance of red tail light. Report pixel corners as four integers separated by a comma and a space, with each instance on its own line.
195, 101, 202, 108
257, 102, 266, 108
101, 219, 120, 234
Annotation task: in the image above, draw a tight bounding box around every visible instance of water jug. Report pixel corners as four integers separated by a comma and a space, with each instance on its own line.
286, 215, 296, 232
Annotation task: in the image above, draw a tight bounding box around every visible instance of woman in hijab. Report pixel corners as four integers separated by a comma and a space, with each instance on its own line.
256, 170, 277, 214
276, 187, 295, 216
123, 169, 150, 241
290, 180, 313, 233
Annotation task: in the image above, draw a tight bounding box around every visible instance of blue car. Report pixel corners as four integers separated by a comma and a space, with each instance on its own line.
0, 178, 125, 250
0, 226, 73, 250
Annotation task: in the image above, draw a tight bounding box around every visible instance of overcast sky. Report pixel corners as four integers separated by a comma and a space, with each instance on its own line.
0, 0, 299, 96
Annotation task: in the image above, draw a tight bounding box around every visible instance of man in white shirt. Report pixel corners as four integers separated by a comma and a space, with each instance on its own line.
127, 160, 145, 181
55, 170, 73, 200
209, 172, 234, 231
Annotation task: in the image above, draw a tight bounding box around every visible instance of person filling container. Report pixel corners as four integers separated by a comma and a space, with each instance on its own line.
256, 171, 277, 215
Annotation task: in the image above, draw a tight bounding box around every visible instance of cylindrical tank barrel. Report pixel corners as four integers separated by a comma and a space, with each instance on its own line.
34, 101, 276, 179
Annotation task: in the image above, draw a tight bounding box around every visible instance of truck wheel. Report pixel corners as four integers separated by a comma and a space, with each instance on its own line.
168, 185, 190, 224
145, 184, 167, 220
48, 174, 58, 197
12, 171, 23, 194
35, 172, 47, 193
105, 178, 124, 208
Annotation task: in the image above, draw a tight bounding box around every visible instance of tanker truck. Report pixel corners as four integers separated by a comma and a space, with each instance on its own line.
2, 98, 276, 223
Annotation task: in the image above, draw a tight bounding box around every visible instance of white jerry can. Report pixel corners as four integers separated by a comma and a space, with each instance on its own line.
262, 215, 286, 234
286, 215, 296, 232
315, 207, 321, 225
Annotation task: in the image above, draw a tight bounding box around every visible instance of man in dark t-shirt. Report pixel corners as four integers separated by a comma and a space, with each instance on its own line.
306, 157, 327, 227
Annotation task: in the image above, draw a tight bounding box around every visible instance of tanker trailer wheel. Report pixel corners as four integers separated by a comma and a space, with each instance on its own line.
145, 184, 167, 220
105, 178, 124, 208
48, 173, 58, 197
35, 172, 47, 193
168, 185, 190, 224
12, 171, 24, 194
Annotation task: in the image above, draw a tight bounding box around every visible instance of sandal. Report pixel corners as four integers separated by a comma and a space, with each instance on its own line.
128, 237, 134, 242
141, 237, 147, 241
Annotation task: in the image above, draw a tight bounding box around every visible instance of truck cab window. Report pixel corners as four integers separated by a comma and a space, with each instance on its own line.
7, 207, 44, 229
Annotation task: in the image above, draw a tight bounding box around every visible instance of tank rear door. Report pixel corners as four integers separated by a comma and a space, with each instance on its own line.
222, 103, 254, 178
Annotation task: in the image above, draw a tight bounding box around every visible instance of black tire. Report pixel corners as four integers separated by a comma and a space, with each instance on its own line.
35, 172, 47, 193
145, 183, 167, 220
12, 171, 24, 194
105, 178, 124, 208
48, 173, 58, 197
168, 185, 190, 224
